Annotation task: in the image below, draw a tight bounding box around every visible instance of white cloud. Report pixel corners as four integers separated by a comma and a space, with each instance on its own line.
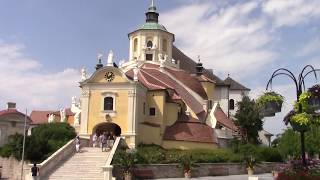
161, 1, 277, 79
262, 0, 320, 27
0, 41, 80, 111
297, 37, 320, 57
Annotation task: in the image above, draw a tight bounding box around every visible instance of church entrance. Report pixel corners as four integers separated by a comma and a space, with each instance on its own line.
93, 122, 121, 136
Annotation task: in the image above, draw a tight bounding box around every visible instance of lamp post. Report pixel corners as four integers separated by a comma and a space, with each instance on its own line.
266, 65, 319, 166
21, 109, 27, 180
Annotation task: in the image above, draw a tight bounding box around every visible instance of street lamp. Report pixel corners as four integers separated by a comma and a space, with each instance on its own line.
266, 65, 319, 166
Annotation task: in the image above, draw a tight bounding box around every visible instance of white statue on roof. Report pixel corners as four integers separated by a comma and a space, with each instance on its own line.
133, 65, 139, 82
60, 108, 66, 123
107, 50, 114, 67
81, 67, 87, 81
48, 114, 55, 123
71, 96, 81, 126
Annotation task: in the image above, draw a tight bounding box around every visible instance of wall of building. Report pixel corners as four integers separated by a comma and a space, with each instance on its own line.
0, 114, 27, 147
162, 140, 217, 150
0, 156, 30, 180
87, 89, 129, 134
213, 86, 229, 114
229, 90, 249, 116
137, 124, 162, 145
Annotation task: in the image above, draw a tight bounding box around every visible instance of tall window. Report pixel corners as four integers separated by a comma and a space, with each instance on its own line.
208, 100, 213, 110
149, 107, 156, 116
147, 41, 153, 48
162, 39, 167, 52
104, 97, 114, 111
229, 99, 235, 110
133, 38, 138, 52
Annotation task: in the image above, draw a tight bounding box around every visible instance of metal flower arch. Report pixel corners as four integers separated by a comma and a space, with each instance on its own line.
265, 65, 319, 166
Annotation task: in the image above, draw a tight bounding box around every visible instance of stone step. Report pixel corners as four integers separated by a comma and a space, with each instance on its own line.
47, 147, 109, 179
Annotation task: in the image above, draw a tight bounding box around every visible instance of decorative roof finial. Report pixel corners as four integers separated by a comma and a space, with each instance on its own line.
95, 53, 103, 70
197, 55, 201, 63
151, 0, 154, 7
196, 55, 203, 76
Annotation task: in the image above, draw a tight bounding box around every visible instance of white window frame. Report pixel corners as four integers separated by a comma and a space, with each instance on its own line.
101, 92, 117, 116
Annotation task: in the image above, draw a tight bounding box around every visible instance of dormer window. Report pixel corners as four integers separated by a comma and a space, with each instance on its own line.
147, 41, 153, 48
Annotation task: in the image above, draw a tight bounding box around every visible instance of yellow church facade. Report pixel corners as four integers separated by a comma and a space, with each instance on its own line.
77, 2, 237, 149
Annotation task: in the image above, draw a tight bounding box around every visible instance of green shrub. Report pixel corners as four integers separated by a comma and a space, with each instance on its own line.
0, 123, 76, 163
257, 147, 283, 162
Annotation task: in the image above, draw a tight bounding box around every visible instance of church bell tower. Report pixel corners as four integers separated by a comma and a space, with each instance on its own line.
128, 0, 175, 64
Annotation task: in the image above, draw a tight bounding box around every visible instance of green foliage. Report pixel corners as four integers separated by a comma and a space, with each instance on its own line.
277, 126, 320, 159
234, 96, 263, 144
113, 149, 138, 173
277, 128, 301, 159
0, 123, 76, 163
178, 154, 197, 172
256, 91, 284, 105
294, 92, 312, 113
290, 113, 312, 132
127, 144, 282, 165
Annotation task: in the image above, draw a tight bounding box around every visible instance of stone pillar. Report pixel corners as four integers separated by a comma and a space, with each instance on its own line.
80, 90, 90, 135
126, 88, 137, 148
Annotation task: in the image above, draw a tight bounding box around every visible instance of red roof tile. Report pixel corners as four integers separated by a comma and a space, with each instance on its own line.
0, 109, 32, 122
126, 65, 206, 120
214, 107, 237, 130
164, 114, 217, 144
30, 110, 52, 125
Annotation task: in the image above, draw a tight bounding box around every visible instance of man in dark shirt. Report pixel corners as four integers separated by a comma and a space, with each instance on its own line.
31, 163, 39, 179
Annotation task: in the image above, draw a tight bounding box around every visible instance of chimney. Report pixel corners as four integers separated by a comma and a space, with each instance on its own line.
7, 102, 16, 109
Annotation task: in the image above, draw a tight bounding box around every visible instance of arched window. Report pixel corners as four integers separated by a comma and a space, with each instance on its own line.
229, 99, 235, 110
162, 38, 167, 52
133, 38, 138, 52
104, 97, 114, 111
147, 41, 153, 48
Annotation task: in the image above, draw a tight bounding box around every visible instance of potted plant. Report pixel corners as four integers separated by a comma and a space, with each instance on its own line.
290, 112, 312, 132
245, 155, 256, 176
178, 154, 197, 178
113, 149, 137, 180
308, 84, 320, 111
257, 91, 284, 116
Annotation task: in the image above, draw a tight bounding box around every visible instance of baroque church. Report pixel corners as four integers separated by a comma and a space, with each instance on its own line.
29, 1, 256, 149
75, 1, 252, 149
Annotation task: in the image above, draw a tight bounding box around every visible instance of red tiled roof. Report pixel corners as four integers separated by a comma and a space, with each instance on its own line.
224, 77, 250, 91
51, 108, 75, 116
165, 68, 208, 100
126, 65, 206, 120
30, 110, 52, 125
214, 107, 237, 130
164, 114, 217, 144
0, 108, 32, 122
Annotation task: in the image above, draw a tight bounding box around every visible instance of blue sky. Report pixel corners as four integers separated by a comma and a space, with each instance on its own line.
0, 0, 319, 135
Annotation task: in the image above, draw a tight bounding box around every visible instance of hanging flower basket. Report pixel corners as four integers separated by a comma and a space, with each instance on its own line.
257, 91, 284, 116
290, 113, 311, 132
308, 84, 320, 111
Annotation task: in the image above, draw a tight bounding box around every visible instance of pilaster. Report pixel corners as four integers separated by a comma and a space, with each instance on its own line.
80, 89, 90, 135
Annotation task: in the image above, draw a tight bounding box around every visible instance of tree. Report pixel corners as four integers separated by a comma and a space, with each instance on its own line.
234, 95, 263, 144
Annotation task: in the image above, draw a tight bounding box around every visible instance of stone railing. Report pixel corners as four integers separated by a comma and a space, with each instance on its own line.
27, 138, 76, 179
102, 137, 125, 180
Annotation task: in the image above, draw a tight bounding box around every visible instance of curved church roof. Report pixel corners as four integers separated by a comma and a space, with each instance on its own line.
140, 22, 167, 31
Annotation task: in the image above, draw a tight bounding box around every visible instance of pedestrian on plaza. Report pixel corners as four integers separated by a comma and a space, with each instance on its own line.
109, 132, 115, 149
31, 163, 39, 180
75, 136, 81, 153
99, 133, 104, 148
92, 133, 98, 147
101, 132, 107, 152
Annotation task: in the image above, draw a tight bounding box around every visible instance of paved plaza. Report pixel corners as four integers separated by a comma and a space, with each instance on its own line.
157, 173, 273, 180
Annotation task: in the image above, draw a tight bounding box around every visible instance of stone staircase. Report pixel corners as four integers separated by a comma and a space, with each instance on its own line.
46, 147, 110, 180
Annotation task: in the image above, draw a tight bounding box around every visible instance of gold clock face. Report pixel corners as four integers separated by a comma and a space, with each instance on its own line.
105, 72, 115, 82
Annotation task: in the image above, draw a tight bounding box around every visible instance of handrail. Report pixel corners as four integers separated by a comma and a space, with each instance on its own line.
28, 139, 76, 179
102, 137, 122, 180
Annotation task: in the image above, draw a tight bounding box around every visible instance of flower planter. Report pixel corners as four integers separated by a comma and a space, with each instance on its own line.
184, 170, 192, 178
247, 168, 254, 176
257, 92, 284, 117
290, 121, 309, 132
261, 101, 282, 117
309, 96, 320, 111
